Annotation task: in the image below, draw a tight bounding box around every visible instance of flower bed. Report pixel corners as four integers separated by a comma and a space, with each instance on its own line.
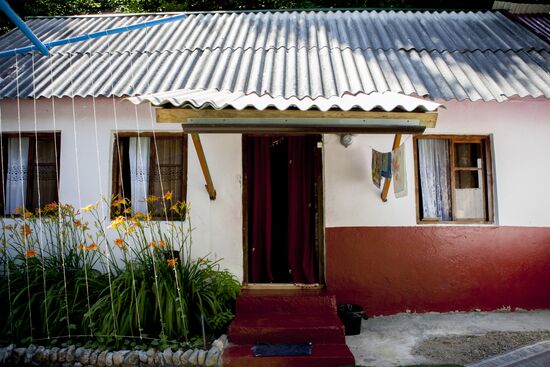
0, 196, 240, 353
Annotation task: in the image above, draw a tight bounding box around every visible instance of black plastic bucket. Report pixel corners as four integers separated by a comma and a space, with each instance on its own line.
337, 304, 365, 336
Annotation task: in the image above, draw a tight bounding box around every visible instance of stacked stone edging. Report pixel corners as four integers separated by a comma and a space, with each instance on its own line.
0, 335, 227, 367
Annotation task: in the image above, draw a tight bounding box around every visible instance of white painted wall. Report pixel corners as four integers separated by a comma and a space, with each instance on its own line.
0, 98, 244, 279
1, 97, 549, 280
324, 98, 550, 228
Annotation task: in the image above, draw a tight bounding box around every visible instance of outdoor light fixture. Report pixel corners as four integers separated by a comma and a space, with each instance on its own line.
340, 134, 354, 147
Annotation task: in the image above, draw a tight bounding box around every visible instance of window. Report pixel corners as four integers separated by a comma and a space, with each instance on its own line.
111, 133, 187, 220
414, 135, 494, 223
0, 132, 60, 215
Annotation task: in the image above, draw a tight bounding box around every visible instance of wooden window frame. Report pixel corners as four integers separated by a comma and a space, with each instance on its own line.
413, 134, 494, 225
0, 131, 61, 216
111, 132, 188, 221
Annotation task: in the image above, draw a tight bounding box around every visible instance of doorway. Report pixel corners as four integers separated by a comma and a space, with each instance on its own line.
242, 135, 324, 286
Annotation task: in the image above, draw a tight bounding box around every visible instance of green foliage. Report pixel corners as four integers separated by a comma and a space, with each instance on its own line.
0, 197, 240, 349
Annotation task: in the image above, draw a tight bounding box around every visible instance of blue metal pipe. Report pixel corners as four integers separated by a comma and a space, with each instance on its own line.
0, 0, 50, 56
0, 13, 187, 58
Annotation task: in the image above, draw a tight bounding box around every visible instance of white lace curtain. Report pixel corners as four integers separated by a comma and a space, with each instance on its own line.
418, 139, 452, 221
129, 137, 150, 215
5, 137, 30, 215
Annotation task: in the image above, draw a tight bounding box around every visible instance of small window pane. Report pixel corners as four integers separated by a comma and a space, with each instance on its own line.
455, 170, 481, 189
454, 187, 484, 220
454, 143, 482, 168
29, 139, 58, 210
150, 138, 184, 218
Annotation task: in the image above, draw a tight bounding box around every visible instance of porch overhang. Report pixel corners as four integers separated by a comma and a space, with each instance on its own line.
128, 89, 441, 134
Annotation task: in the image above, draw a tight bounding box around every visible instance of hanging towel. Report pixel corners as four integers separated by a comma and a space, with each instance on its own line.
381, 152, 392, 179
371, 149, 382, 189
392, 144, 408, 198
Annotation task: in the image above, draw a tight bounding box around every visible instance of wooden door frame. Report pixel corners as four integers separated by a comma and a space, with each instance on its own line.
241, 134, 326, 289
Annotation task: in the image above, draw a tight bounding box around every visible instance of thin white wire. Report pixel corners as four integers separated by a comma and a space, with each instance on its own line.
123, 49, 165, 338
31, 53, 50, 339
368, 134, 413, 153
142, 25, 188, 338
87, 51, 107, 338
68, 53, 93, 337
15, 54, 34, 341
47, 55, 72, 337
0, 105, 15, 341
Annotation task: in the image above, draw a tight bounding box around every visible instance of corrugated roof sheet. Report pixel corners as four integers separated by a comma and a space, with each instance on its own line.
127, 89, 441, 111
508, 13, 550, 43
0, 10, 548, 102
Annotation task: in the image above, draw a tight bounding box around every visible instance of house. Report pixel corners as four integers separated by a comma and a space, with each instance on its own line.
0, 7, 549, 348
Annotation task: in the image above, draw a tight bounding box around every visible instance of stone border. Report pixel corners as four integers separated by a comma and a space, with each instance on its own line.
0, 335, 227, 367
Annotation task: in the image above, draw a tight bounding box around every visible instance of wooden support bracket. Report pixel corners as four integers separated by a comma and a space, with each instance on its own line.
381, 133, 402, 202
190, 133, 216, 200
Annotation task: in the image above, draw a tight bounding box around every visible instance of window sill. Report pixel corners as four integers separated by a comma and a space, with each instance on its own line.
417, 220, 496, 226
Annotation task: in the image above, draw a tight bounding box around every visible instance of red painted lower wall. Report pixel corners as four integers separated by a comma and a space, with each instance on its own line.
325, 226, 550, 316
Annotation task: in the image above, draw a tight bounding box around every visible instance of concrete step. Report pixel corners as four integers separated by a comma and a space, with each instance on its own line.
228, 314, 346, 344
222, 343, 355, 367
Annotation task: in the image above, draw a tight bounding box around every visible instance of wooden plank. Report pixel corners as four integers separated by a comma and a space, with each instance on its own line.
156, 108, 438, 128
190, 133, 216, 200
381, 134, 402, 202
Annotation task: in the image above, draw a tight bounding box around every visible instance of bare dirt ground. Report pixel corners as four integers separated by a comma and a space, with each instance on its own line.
345, 310, 550, 367
413, 330, 550, 365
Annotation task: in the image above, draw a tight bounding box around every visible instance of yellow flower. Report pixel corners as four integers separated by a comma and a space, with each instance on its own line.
86, 243, 98, 251
109, 216, 125, 229
163, 191, 173, 201
147, 195, 159, 203
25, 248, 37, 258
22, 211, 33, 219
111, 197, 128, 208
166, 258, 178, 268
82, 204, 95, 212
77, 243, 84, 251
14, 207, 22, 214
125, 225, 136, 234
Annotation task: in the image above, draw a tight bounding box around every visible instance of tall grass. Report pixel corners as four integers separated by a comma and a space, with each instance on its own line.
0, 196, 240, 349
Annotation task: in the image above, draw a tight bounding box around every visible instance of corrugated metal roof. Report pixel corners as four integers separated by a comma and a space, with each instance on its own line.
127, 89, 441, 112
0, 10, 548, 102
508, 13, 550, 43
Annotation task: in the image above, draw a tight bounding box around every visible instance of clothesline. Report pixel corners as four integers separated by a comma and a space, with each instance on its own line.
364, 134, 413, 153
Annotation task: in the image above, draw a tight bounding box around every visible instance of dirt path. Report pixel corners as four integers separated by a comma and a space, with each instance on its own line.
346, 310, 550, 367
413, 330, 550, 365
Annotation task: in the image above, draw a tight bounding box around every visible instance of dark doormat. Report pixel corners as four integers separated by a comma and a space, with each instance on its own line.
251, 343, 313, 357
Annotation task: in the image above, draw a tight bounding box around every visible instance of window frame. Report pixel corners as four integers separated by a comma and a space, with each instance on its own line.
413, 134, 494, 225
0, 131, 61, 216
111, 132, 188, 220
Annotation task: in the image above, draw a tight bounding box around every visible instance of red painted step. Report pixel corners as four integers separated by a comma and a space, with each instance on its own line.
222, 343, 355, 367
224, 290, 355, 367
229, 314, 346, 344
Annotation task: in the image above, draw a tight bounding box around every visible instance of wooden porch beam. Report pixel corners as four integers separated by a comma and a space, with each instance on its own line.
190, 133, 216, 200
381, 133, 402, 202
157, 108, 438, 128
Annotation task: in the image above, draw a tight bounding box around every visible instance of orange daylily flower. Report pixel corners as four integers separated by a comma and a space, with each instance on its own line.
86, 243, 98, 251
25, 248, 37, 258
166, 258, 178, 268
20, 224, 32, 236
147, 195, 159, 203
114, 238, 126, 251
163, 191, 173, 201
148, 241, 157, 248
44, 202, 58, 211
77, 243, 84, 251
158, 240, 167, 248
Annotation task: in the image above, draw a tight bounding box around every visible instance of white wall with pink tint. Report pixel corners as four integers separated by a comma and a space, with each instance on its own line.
324, 98, 550, 228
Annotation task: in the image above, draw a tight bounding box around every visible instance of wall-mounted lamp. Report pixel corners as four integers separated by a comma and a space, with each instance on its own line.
340, 134, 354, 148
